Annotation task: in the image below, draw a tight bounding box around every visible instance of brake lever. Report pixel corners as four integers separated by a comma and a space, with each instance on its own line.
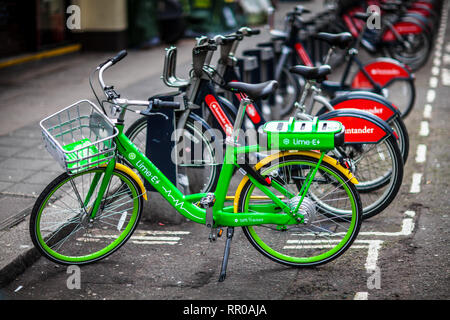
139, 101, 169, 119
104, 86, 120, 100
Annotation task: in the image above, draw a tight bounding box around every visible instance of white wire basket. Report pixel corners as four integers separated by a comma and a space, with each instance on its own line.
40, 100, 118, 175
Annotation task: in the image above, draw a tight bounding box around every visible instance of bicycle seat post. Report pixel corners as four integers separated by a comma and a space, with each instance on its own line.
229, 96, 251, 145
298, 80, 311, 109
323, 46, 335, 65
294, 80, 315, 120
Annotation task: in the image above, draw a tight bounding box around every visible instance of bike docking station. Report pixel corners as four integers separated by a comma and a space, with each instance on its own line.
143, 91, 187, 224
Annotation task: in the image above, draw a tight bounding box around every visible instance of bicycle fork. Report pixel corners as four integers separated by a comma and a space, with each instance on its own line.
70, 159, 117, 220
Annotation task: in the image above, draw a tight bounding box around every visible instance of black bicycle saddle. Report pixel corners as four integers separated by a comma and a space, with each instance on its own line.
289, 65, 332, 82
315, 32, 354, 49
226, 80, 279, 100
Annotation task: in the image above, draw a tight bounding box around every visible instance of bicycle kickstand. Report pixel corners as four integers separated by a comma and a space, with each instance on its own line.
218, 227, 234, 282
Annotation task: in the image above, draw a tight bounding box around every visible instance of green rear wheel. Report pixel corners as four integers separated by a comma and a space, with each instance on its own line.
236, 153, 362, 267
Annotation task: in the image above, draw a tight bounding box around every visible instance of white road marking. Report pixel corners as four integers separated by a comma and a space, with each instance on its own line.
443, 54, 450, 65
433, 58, 441, 67
131, 241, 179, 245
76, 230, 191, 245
426, 89, 436, 103
415, 144, 427, 163
365, 240, 383, 272
419, 121, 429, 137
134, 230, 191, 235
354, 292, 369, 300
404, 210, 415, 218
410, 173, 423, 194
431, 67, 440, 76
284, 212, 417, 278
429, 77, 438, 88
435, 43, 442, 52
359, 217, 415, 237
423, 104, 433, 119
442, 68, 450, 86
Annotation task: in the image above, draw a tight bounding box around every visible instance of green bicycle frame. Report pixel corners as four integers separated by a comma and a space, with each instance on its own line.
93, 121, 329, 228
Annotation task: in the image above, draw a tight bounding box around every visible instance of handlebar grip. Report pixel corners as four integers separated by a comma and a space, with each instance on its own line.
236, 28, 260, 36
194, 44, 217, 54
152, 99, 181, 109
222, 35, 241, 44
352, 12, 371, 21
294, 5, 311, 14
110, 50, 128, 65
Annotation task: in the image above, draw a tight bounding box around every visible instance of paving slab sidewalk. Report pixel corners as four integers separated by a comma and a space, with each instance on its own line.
0, 122, 65, 287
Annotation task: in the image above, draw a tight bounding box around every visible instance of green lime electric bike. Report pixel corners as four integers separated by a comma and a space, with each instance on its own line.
30, 52, 362, 281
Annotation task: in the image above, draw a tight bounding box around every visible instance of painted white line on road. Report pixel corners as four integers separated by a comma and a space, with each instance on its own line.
429, 77, 439, 88
354, 292, 369, 300
443, 54, 450, 65
77, 235, 181, 241
360, 217, 415, 237
130, 236, 181, 241
284, 239, 383, 271
292, 212, 416, 238
432, 66, 440, 76
134, 230, 191, 235
405, 210, 415, 218
365, 240, 383, 272
419, 121, 430, 137
415, 144, 427, 163
131, 241, 179, 245
442, 68, 450, 86
423, 104, 433, 119
410, 173, 423, 194
76, 230, 191, 245
433, 57, 441, 67
426, 90, 436, 103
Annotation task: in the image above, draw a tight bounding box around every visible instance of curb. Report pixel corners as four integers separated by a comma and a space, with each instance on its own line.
0, 44, 82, 69
0, 247, 41, 288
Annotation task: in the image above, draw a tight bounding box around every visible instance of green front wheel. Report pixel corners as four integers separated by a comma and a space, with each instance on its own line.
29, 167, 143, 265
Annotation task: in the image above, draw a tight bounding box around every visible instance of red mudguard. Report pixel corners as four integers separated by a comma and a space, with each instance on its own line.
318, 109, 393, 144
351, 58, 412, 88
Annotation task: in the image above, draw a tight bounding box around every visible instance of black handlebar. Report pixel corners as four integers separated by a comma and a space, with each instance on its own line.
294, 5, 311, 14
222, 35, 243, 44
287, 5, 311, 18
98, 50, 128, 68
236, 28, 260, 36
352, 12, 371, 21
110, 50, 128, 65
140, 99, 180, 117
193, 44, 217, 54
151, 99, 180, 109
248, 29, 260, 35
